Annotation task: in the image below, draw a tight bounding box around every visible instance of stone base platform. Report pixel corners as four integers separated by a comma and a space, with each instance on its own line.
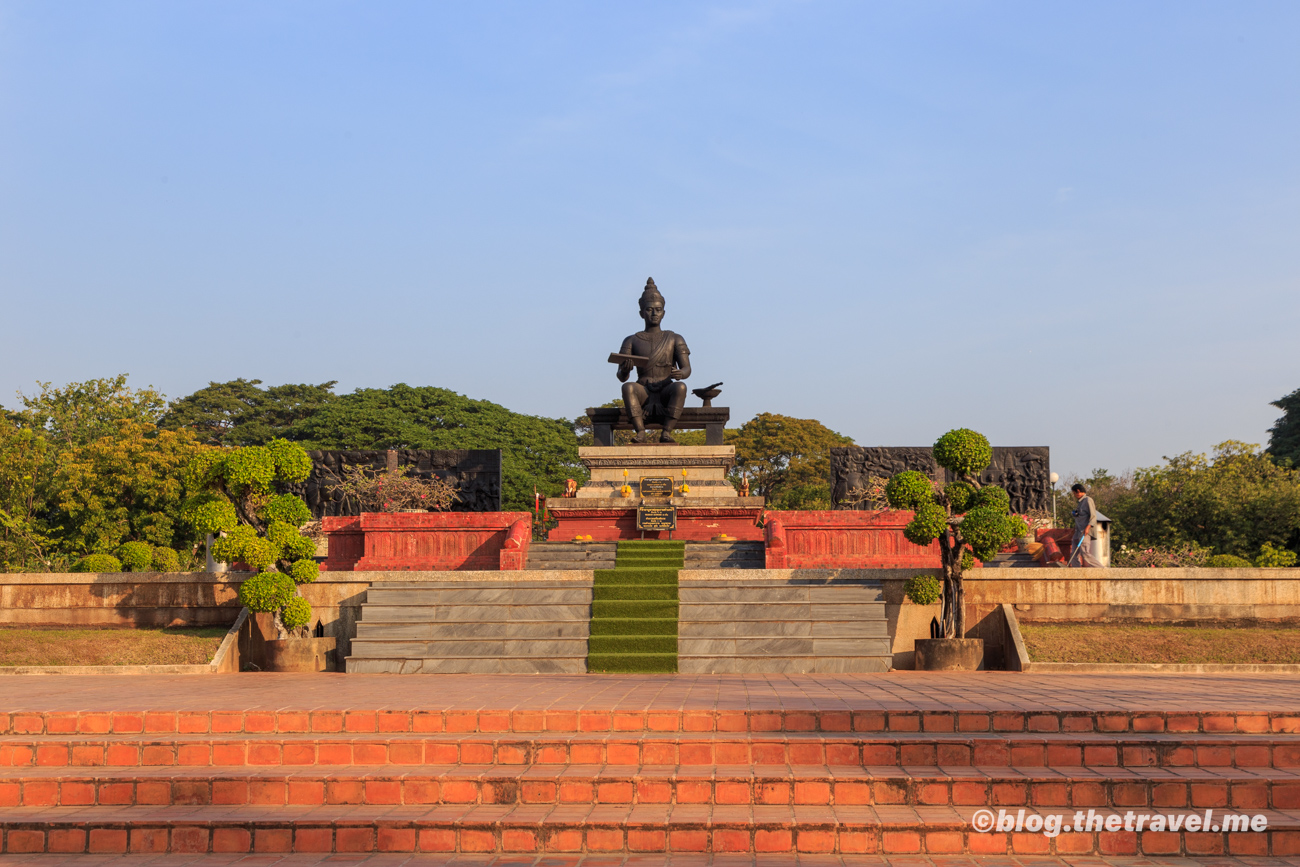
3, 673, 1300, 858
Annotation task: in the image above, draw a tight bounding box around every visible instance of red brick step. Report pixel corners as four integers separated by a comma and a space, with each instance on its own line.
3, 803, 1300, 856
3, 763, 1299, 810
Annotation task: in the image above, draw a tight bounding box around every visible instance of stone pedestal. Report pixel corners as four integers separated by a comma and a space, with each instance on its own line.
575, 445, 739, 499
550, 445, 763, 540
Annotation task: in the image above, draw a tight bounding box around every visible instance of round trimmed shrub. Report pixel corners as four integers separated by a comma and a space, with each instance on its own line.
1208, 553, 1252, 568
115, 541, 154, 572
218, 447, 276, 496
241, 538, 278, 572
290, 558, 320, 584
903, 574, 942, 606
281, 595, 312, 630
211, 525, 258, 564
264, 438, 312, 484
933, 429, 992, 477
282, 534, 317, 562
262, 493, 311, 527
182, 496, 238, 536
72, 553, 123, 573
971, 484, 1011, 514
944, 481, 975, 513
237, 572, 295, 613
904, 502, 947, 546
886, 471, 934, 511
266, 521, 298, 551
152, 546, 180, 572
960, 506, 1016, 563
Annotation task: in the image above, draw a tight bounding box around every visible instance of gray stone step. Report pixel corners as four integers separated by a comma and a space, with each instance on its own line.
358, 604, 591, 622
680, 585, 884, 604
678, 603, 886, 622
346, 657, 587, 674
365, 587, 591, 606
678, 620, 889, 638
350, 638, 588, 658
355, 620, 590, 640
678, 637, 893, 656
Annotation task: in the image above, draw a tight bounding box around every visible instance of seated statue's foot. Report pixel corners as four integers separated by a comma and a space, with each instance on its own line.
631, 432, 649, 444
659, 432, 678, 444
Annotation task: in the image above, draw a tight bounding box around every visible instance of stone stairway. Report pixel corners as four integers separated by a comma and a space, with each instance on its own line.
527, 541, 765, 570
526, 541, 616, 570
345, 581, 591, 674
3, 695, 1300, 856
679, 575, 892, 673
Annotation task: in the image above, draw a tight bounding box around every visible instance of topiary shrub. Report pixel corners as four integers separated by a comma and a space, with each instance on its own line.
72, 553, 123, 573
971, 485, 1010, 514
944, 481, 975, 513
1208, 553, 1252, 568
903, 574, 941, 606
886, 471, 934, 510
152, 546, 180, 572
237, 572, 296, 613
1256, 542, 1298, 568
886, 428, 1021, 638
281, 596, 312, 630
115, 541, 154, 572
933, 429, 992, 478
262, 493, 312, 527
289, 558, 319, 584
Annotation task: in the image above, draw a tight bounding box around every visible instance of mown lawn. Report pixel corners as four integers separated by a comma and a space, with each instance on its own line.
0, 626, 228, 667
1020, 623, 1300, 664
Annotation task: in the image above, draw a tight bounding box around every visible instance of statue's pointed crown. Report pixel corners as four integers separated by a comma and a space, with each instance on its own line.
639, 277, 664, 306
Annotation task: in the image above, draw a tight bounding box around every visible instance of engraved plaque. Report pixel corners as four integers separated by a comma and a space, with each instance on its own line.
637, 505, 677, 531
639, 476, 674, 498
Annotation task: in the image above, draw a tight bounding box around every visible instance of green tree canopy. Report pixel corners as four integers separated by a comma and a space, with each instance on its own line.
15, 375, 166, 449
160, 378, 339, 446
728, 413, 853, 507
1268, 387, 1300, 467
1099, 441, 1300, 558
285, 384, 582, 511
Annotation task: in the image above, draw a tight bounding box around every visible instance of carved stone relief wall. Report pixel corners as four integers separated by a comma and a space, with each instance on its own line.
830, 446, 1050, 514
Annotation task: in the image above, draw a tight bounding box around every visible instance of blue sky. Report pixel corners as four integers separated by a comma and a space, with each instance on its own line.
1, 1, 1297, 479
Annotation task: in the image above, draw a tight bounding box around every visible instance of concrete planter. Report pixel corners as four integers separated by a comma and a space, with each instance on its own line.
265, 637, 337, 672
915, 638, 984, 671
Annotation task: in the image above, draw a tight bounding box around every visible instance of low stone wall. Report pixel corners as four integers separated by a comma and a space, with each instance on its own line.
5, 566, 1300, 671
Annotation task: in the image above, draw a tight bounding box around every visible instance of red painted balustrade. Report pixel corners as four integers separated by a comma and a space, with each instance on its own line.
320, 512, 532, 571
763, 510, 943, 569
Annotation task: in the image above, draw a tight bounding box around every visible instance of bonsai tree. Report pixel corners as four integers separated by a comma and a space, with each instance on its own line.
179, 438, 319, 636
886, 429, 1026, 638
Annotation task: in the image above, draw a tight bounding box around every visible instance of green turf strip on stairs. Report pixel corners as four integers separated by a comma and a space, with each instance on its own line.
587, 540, 682, 673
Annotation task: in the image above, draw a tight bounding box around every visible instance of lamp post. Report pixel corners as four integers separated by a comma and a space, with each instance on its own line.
1049, 472, 1060, 526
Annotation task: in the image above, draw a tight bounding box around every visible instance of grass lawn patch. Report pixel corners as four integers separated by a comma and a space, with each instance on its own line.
0, 626, 228, 667
1021, 623, 1300, 664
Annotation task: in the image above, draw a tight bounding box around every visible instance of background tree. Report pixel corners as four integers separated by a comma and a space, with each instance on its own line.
729, 413, 853, 507
0, 417, 53, 570
285, 384, 582, 511
15, 375, 166, 448
1268, 387, 1300, 467
53, 420, 211, 558
160, 379, 339, 446
887, 429, 1025, 638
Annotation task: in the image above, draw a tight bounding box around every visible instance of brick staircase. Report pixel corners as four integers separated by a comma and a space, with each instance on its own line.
4, 698, 1300, 857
